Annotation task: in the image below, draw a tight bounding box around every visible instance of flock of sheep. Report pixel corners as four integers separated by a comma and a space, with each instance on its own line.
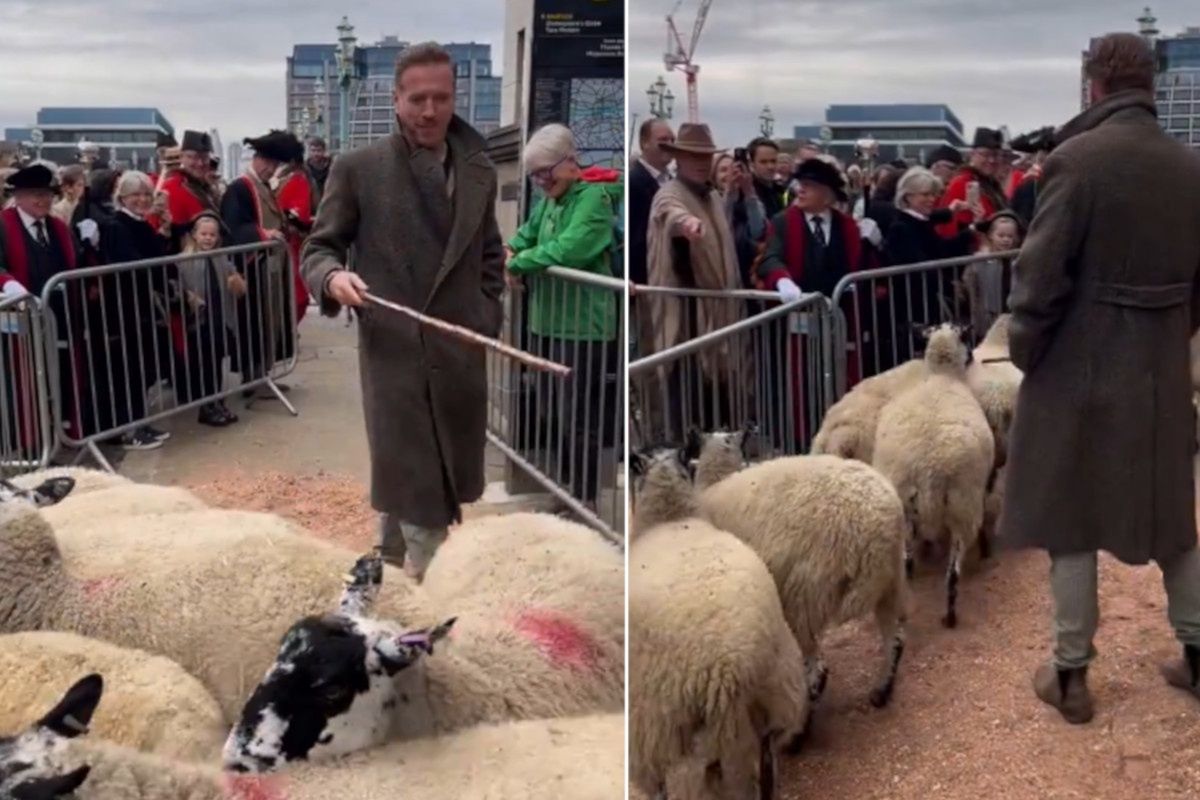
0, 470, 625, 798
629, 316, 1022, 799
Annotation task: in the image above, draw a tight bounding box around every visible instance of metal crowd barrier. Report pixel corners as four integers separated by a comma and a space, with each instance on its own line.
0, 294, 53, 476
629, 289, 834, 460
828, 249, 1019, 397
486, 266, 624, 543
31, 240, 298, 472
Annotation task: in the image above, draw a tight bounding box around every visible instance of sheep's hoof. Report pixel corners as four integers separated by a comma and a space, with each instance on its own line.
869, 686, 893, 708
942, 610, 958, 629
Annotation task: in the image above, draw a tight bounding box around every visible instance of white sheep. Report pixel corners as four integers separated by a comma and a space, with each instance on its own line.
1, 674, 624, 800
696, 430, 909, 714
38, 483, 209, 531
0, 499, 622, 734
810, 359, 929, 463
0, 631, 226, 762
873, 323, 995, 628
629, 445, 808, 800
8, 467, 130, 497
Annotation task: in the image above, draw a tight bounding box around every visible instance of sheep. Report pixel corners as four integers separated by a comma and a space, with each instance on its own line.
420, 511, 624, 653
810, 358, 929, 463
695, 427, 908, 714
692, 421, 755, 491
38, 484, 209, 531
629, 444, 808, 800
8, 466, 130, 497
0, 475, 75, 508
2, 674, 624, 800
223, 547, 622, 768
0, 500, 623, 749
0, 631, 226, 762
964, 315, 1022, 469
873, 323, 995, 629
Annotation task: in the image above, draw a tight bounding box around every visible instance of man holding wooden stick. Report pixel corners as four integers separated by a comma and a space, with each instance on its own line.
301, 42, 506, 580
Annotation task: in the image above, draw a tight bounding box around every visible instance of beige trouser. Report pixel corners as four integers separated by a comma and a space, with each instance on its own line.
1051, 547, 1200, 669
378, 513, 448, 575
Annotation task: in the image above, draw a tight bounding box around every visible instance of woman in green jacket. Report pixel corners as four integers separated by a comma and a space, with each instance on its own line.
505, 124, 622, 509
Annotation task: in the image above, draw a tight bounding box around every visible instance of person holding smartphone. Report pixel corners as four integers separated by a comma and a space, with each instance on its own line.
933, 127, 1009, 246
725, 145, 769, 289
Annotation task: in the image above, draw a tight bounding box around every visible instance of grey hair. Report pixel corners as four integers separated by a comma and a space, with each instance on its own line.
112, 170, 154, 207
894, 167, 943, 211
523, 124, 577, 172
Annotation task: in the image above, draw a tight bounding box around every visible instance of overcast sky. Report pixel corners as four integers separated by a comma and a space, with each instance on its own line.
630, 0, 1195, 149
0, 0, 504, 153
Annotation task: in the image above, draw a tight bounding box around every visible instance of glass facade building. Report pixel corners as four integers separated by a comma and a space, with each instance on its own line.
3, 107, 175, 168
792, 103, 967, 165
286, 37, 502, 153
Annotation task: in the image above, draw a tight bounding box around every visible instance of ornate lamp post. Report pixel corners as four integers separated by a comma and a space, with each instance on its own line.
335, 16, 358, 153
759, 104, 774, 138
647, 76, 675, 120
28, 128, 43, 161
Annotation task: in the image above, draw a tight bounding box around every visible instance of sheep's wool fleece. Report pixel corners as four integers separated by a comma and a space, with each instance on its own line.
6, 505, 434, 720
38, 484, 208, 531
58, 714, 623, 800
9, 466, 131, 496
699, 455, 907, 651
630, 519, 807, 799
811, 359, 928, 462
873, 375, 994, 547
0, 631, 226, 762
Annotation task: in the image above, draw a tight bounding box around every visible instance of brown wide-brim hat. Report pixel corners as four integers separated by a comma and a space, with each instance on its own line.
661, 123, 721, 156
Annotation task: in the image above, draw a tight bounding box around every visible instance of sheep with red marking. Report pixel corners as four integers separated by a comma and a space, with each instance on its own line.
2, 674, 623, 800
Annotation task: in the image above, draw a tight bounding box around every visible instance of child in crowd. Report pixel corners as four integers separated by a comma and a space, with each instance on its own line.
176, 212, 246, 426
960, 210, 1025, 340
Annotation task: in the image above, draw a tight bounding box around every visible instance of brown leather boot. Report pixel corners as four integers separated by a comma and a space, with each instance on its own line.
1160, 644, 1200, 701
1033, 663, 1094, 724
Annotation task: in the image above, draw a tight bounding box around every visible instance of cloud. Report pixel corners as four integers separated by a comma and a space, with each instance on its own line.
630, 0, 1195, 147
0, 0, 504, 151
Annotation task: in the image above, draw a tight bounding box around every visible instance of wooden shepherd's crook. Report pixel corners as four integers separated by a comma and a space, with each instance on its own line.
363, 293, 572, 378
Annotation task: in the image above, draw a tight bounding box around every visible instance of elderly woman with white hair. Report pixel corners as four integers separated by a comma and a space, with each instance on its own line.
504, 123, 622, 509
91, 169, 178, 451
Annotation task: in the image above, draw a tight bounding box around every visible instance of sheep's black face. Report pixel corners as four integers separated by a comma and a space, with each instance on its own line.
0, 674, 98, 799
0, 477, 75, 508
631, 445, 691, 493
223, 614, 453, 772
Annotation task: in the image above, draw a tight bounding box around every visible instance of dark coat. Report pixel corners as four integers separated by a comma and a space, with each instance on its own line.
1000, 90, 1200, 566
628, 160, 659, 285
301, 117, 505, 529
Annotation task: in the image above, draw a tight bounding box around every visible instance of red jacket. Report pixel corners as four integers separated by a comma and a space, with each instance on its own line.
161, 171, 218, 241
934, 167, 1005, 242
276, 172, 313, 322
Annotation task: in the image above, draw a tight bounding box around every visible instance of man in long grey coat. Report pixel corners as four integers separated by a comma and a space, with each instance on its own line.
301, 42, 505, 579
1001, 32, 1200, 724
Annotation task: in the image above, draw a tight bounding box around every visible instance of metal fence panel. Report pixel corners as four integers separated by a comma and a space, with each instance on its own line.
0, 295, 53, 477
486, 266, 624, 543
35, 240, 297, 471
629, 290, 834, 461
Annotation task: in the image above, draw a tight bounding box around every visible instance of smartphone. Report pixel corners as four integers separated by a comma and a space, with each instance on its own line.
966, 181, 980, 205
734, 147, 749, 166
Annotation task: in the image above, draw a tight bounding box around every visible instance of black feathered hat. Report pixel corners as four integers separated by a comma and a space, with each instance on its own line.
924, 144, 964, 168
243, 130, 301, 163
972, 127, 1004, 150
1009, 126, 1056, 154
792, 158, 847, 201
181, 130, 212, 153
5, 164, 59, 194
156, 131, 178, 149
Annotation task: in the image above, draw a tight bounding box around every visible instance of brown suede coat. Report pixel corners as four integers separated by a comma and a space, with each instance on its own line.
1000, 90, 1200, 565
301, 118, 505, 528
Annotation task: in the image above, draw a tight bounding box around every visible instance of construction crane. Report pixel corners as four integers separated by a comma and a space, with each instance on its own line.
663, 0, 713, 123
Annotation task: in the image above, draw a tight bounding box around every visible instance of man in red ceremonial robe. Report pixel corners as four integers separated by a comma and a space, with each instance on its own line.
161, 129, 220, 248
0, 164, 87, 450
934, 127, 1010, 245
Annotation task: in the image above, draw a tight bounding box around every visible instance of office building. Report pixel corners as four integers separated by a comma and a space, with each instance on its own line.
286, 29, 502, 153
1082, 8, 1200, 150
3, 107, 175, 168
791, 103, 968, 165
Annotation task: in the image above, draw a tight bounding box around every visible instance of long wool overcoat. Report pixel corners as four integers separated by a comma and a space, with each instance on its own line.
301, 118, 505, 528
999, 90, 1200, 565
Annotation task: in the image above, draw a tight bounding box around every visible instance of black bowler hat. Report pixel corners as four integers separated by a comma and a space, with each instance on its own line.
156, 131, 178, 149
793, 158, 847, 201
924, 144, 964, 168
243, 130, 301, 163
181, 130, 213, 153
972, 127, 1004, 150
5, 164, 59, 193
